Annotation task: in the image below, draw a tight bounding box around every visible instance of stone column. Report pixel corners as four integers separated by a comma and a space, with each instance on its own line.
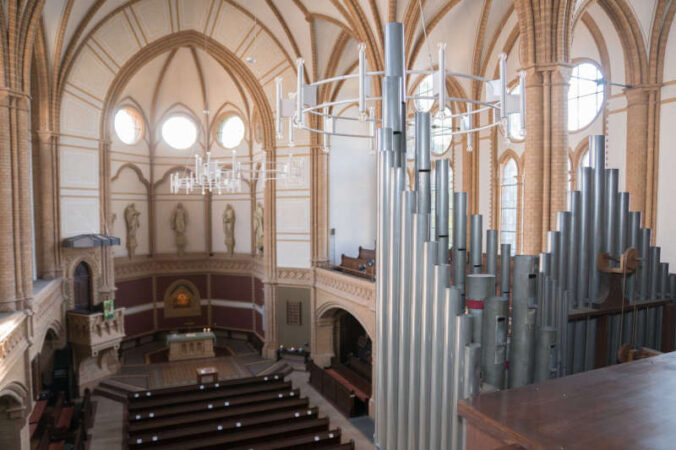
16, 96, 34, 307
521, 66, 569, 254
522, 68, 545, 254
35, 131, 60, 279
624, 87, 650, 224
262, 281, 278, 359
0, 92, 17, 312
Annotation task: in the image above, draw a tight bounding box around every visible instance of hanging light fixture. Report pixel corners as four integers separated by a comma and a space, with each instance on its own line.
274, 41, 525, 152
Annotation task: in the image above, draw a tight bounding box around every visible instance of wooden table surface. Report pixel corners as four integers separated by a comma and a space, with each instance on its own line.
459, 352, 676, 449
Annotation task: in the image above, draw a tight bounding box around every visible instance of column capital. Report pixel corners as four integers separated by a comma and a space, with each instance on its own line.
624, 85, 656, 104
35, 129, 54, 144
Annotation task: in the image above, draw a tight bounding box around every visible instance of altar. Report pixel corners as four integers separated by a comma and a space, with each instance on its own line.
166, 331, 216, 361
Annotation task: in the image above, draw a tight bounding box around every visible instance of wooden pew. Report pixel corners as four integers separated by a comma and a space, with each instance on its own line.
128, 379, 291, 413
346, 355, 372, 382
128, 394, 307, 434
228, 429, 346, 450
128, 387, 300, 425
128, 373, 285, 406
336, 255, 375, 280
307, 360, 366, 417
129, 406, 320, 447
128, 417, 332, 449
358, 246, 375, 262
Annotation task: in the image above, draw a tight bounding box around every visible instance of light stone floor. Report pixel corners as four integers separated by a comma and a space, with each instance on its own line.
287, 371, 375, 450
89, 395, 124, 450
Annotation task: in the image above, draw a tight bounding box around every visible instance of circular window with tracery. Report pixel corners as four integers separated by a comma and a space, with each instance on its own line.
162, 115, 198, 150
216, 114, 246, 149
114, 106, 144, 145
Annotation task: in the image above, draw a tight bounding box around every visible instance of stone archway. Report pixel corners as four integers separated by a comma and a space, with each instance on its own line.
314, 306, 373, 368
0, 384, 29, 449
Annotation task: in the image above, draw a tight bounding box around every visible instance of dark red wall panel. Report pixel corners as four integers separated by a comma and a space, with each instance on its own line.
212, 306, 253, 330
254, 310, 264, 337
211, 274, 252, 302
254, 277, 264, 306
125, 309, 154, 337
116, 278, 152, 307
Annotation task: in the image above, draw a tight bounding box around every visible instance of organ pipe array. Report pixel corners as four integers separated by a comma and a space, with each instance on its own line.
375, 23, 676, 450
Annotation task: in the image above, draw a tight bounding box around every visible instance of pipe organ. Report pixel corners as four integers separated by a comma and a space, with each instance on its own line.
375, 23, 676, 450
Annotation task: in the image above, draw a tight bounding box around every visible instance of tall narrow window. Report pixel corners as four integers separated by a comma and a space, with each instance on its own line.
500, 158, 518, 256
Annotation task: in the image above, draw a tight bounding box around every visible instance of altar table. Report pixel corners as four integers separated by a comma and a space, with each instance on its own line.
166, 331, 216, 361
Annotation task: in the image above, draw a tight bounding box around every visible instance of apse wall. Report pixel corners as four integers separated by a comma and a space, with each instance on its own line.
116, 270, 264, 339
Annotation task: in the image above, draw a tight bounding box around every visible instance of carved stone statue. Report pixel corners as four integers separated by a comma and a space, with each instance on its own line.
124, 203, 140, 259
223, 204, 236, 256
171, 203, 188, 255
254, 202, 264, 256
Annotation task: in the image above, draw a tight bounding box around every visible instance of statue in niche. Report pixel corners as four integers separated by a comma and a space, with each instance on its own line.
223, 204, 236, 256
254, 202, 264, 256
171, 203, 188, 255
124, 204, 140, 259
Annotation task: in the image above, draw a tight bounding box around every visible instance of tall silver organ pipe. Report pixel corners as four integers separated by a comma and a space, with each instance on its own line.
509, 255, 539, 388
372, 24, 675, 450
436, 160, 450, 264
487, 230, 498, 294
453, 193, 468, 290
470, 215, 483, 274
589, 135, 606, 304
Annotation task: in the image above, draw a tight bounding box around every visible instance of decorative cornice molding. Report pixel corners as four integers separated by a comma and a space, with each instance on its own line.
276, 267, 314, 286
114, 254, 258, 281
314, 267, 375, 309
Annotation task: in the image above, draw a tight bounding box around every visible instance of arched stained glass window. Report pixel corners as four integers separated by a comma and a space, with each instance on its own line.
415, 74, 435, 112
500, 158, 519, 256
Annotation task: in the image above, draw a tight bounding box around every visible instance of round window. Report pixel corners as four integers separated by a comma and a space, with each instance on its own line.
568, 62, 605, 132
217, 115, 245, 149
114, 106, 144, 145
162, 115, 198, 150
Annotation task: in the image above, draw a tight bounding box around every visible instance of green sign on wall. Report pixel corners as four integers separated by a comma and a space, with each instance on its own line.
103, 299, 114, 321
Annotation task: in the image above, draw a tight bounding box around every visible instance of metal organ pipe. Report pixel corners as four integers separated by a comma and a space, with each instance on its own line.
374, 127, 392, 449
395, 191, 415, 449
589, 135, 606, 305
436, 160, 450, 264
487, 230, 499, 294
453, 193, 468, 291
417, 240, 438, 450
500, 244, 511, 298
482, 296, 509, 388
466, 274, 495, 344
509, 255, 539, 388
470, 215, 483, 274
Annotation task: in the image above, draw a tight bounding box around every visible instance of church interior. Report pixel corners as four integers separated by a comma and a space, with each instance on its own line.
1, 0, 676, 449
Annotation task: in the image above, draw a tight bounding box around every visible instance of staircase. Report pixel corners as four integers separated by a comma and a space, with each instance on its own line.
93, 378, 142, 403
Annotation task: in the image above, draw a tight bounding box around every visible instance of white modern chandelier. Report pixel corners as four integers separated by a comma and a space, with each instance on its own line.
170, 149, 303, 195
275, 42, 525, 152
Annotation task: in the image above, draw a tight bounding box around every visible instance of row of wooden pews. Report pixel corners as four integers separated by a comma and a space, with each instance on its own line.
30, 389, 94, 450
125, 373, 355, 449
307, 357, 372, 418
334, 246, 376, 280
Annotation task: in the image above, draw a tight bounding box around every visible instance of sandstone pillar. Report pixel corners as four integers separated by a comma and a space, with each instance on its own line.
522, 65, 569, 254
624, 87, 650, 224
35, 131, 60, 279
0, 92, 17, 312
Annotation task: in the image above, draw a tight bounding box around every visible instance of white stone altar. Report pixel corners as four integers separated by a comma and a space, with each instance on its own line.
166, 331, 216, 361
